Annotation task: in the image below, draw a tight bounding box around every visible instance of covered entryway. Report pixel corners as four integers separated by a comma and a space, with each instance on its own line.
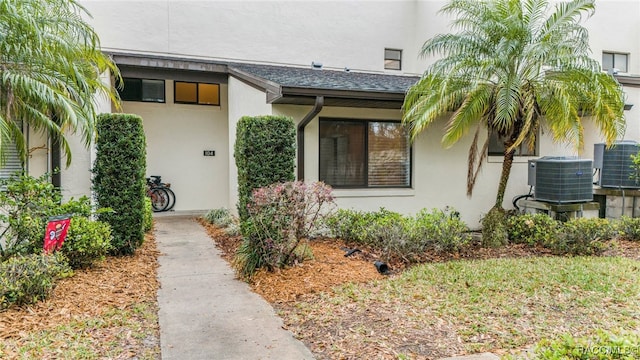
113, 54, 230, 213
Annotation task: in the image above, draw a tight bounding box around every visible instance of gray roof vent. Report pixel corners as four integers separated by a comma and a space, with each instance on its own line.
311, 61, 323, 70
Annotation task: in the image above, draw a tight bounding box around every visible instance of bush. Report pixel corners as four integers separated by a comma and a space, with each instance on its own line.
414, 207, 471, 253
616, 216, 640, 241
507, 213, 561, 246
326, 207, 470, 263
203, 208, 234, 228
325, 208, 402, 246
143, 197, 153, 233
234, 181, 335, 279
61, 217, 112, 269
234, 115, 295, 222
92, 113, 147, 255
0, 173, 62, 258
531, 330, 640, 359
58, 196, 93, 218
546, 218, 613, 255
0, 252, 72, 309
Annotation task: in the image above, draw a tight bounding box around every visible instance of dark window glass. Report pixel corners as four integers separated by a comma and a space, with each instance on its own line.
118, 78, 165, 102
119, 78, 142, 101
384, 49, 402, 70
488, 130, 537, 156
142, 79, 165, 102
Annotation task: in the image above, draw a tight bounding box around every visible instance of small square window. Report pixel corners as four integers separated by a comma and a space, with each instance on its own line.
175, 82, 198, 103
198, 83, 220, 105
384, 48, 402, 70
602, 51, 628, 73
117, 78, 165, 103
141, 80, 165, 102
174, 81, 220, 106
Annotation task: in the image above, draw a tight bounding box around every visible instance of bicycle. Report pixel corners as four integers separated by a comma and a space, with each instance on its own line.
146, 175, 176, 212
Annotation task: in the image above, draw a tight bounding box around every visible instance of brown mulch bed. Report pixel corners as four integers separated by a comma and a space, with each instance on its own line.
0, 233, 160, 356
198, 219, 385, 303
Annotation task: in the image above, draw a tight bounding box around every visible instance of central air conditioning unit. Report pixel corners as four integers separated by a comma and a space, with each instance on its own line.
594, 141, 640, 189
528, 156, 593, 203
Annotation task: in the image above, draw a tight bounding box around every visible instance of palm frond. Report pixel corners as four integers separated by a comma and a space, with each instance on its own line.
0, 0, 120, 166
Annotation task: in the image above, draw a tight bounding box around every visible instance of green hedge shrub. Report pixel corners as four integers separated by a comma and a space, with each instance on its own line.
0, 252, 72, 309
61, 217, 112, 269
414, 208, 470, 253
325, 208, 403, 246
92, 113, 147, 255
326, 207, 470, 263
507, 213, 561, 246
546, 218, 613, 255
234, 115, 295, 222
143, 197, 153, 233
616, 216, 640, 241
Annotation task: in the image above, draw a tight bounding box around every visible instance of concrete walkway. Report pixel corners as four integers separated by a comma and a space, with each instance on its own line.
155, 216, 315, 360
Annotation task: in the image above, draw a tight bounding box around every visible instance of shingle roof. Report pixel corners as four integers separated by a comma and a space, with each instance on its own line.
228, 63, 419, 94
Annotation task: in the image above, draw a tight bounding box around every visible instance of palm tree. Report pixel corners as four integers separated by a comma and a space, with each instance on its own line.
403, 0, 625, 213
0, 0, 120, 167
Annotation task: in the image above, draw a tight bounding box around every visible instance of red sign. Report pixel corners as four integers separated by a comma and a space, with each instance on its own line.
43, 217, 71, 254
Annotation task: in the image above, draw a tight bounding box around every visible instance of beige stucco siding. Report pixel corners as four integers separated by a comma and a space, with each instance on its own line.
120, 81, 230, 212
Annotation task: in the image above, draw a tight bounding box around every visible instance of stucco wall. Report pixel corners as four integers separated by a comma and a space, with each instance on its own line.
120, 81, 230, 212
82, 0, 423, 74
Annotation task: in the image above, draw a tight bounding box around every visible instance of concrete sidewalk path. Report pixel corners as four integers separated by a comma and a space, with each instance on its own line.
155, 215, 315, 360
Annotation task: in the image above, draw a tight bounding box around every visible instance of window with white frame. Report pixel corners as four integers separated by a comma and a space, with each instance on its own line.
319, 118, 411, 188
602, 51, 628, 73
384, 49, 402, 70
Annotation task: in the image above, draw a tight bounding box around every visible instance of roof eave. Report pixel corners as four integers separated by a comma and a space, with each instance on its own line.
614, 74, 640, 87
108, 51, 227, 73
279, 86, 406, 102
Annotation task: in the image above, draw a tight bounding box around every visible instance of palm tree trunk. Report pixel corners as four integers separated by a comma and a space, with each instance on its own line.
494, 141, 516, 209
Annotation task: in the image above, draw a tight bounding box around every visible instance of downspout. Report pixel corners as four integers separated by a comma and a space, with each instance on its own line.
297, 96, 324, 181
51, 136, 61, 188
51, 116, 61, 189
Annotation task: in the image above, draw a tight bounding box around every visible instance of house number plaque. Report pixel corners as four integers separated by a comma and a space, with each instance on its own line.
203, 150, 216, 156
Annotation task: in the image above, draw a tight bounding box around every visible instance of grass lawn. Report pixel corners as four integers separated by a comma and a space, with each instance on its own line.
279, 255, 640, 359
0, 302, 158, 359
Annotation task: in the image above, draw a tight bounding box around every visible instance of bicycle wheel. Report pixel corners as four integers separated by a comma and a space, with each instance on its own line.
149, 188, 170, 212
163, 187, 176, 211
